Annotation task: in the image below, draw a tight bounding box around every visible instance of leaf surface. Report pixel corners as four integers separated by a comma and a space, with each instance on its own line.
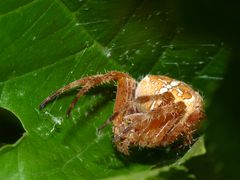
0, 0, 230, 179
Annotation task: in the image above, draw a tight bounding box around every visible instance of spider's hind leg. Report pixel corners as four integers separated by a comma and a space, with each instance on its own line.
39, 76, 95, 109
66, 83, 92, 116
40, 71, 136, 117
161, 109, 204, 146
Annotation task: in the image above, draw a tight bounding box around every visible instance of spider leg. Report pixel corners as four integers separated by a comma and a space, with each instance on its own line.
134, 91, 175, 106
161, 110, 204, 146
113, 113, 145, 142
98, 92, 175, 131
111, 96, 186, 154
39, 76, 94, 109
39, 71, 136, 115
114, 101, 186, 149
97, 111, 119, 132
146, 101, 187, 146
66, 83, 92, 116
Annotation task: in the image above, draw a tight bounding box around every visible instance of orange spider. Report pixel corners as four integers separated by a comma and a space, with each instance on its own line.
40, 71, 204, 155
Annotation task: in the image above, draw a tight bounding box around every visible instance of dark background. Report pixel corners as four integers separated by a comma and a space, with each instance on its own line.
179, 0, 240, 179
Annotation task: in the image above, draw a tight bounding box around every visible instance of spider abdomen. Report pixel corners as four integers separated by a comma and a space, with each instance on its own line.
135, 75, 203, 120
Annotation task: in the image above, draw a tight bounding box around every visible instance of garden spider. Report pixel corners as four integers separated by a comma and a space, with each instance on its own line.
40, 71, 204, 155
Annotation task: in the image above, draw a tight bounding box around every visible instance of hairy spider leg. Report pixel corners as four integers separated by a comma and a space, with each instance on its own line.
39, 76, 96, 109
114, 101, 186, 154
98, 92, 175, 132
97, 111, 120, 132
111, 93, 178, 151
138, 101, 187, 146
161, 109, 204, 146
39, 71, 136, 116
66, 84, 92, 116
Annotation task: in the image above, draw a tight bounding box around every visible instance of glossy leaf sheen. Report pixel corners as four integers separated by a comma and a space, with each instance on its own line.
0, 0, 230, 179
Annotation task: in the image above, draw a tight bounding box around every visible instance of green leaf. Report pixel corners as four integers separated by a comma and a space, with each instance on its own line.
0, 0, 231, 179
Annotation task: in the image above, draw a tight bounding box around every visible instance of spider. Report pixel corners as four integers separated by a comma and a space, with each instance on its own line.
40, 71, 204, 155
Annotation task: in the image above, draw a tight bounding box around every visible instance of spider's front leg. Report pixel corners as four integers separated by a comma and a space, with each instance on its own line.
161, 109, 204, 146
98, 92, 175, 132
112, 92, 184, 155
39, 71, 137, 117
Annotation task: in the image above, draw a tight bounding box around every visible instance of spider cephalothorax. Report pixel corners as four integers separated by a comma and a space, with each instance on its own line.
40, 71, 204, 155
